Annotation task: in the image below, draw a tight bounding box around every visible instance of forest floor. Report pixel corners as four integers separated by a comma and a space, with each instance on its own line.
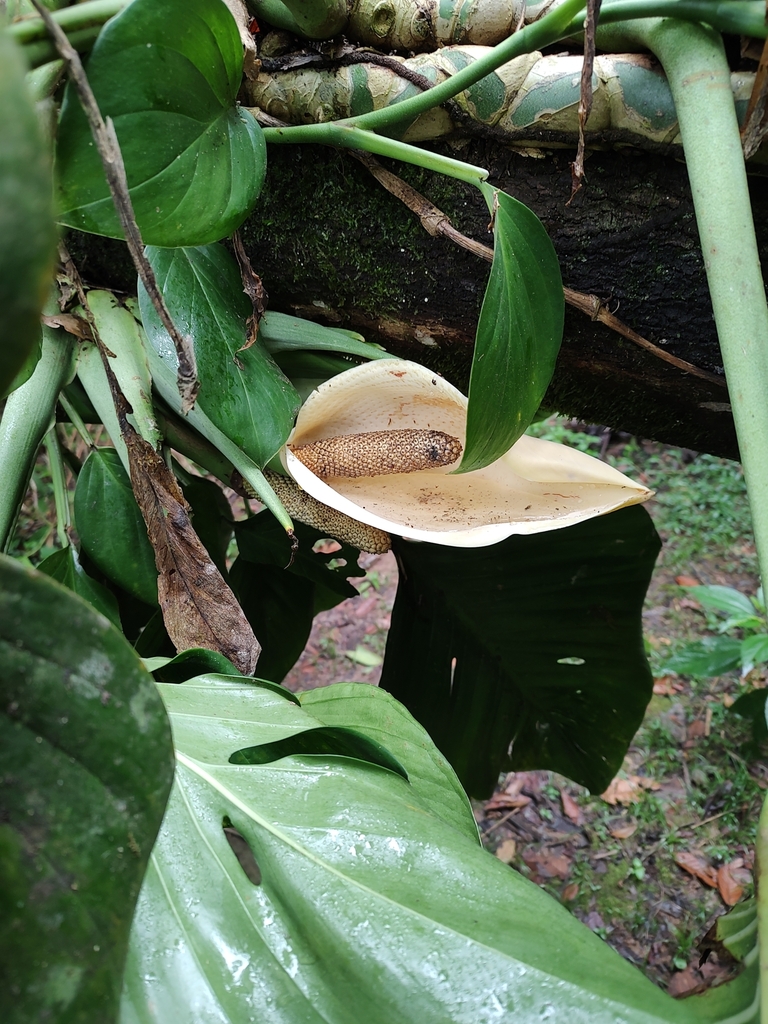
283, 426, 767, 997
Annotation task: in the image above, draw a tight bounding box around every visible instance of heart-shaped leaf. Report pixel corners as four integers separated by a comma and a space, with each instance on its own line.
56, 0, 265, 246
380, 504, 660, 796
140, 244, 300, 466
0, 555, 173, 1022
459, 183, 564, 473
74, 447, 158, 606
0, 31, 55, 398
120, 677, 695, 1024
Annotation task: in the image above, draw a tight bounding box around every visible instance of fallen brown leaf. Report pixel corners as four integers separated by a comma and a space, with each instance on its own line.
668, 965, 707, 998
653, 676, 676, 696
717, 859, 751, 906
560, 789, 583, 825
602, 775, 660, 805
124, 425, 261, 674
42, 312, 92, 340
687, 719, 707, 740
609, 820, 638, 840
675, 575, 700, 587
562, 882, 579, 901
484, 793, 531, 812
522, 849, 571, 880
495, 839, 517, 864
674, 851, 718, 888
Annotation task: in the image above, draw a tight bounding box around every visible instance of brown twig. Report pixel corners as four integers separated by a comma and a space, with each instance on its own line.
29, 0, 199, 413
232, 230, 268, 351
353, 152, 727, 388
569, 0, 603, 201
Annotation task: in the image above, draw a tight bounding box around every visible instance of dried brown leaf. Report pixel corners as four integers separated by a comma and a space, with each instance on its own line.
675, 575, 700, 587
495, 839, 517, 864
674, 851, 718, 888
42, 312, 92, 340
608, 820, 637, 840
560, 789, 583, 825
562, 882, 579, 901
124, 426, 260, 674
717, 860, 750, 906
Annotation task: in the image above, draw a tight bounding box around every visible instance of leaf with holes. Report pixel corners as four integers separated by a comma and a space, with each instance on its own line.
380, 505, 661, 797
55, 0, 265, 246
119, 676, 724, 1024
0, 555, 173, 1023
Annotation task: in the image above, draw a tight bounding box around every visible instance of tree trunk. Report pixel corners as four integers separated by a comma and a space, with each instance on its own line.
69, 139, 768, 460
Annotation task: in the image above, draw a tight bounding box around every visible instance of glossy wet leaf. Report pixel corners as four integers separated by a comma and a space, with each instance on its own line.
0, 31, 55, 398
74, 447, 158, 606
140, 244, 300, 466
38, 545, 121, 628
460, 184, 564, 473
148, 648, 241, 684
119, 676, 709, 1024
380, 505, 661, 797
0, 555, 173, 1024
56, 0, 265, 246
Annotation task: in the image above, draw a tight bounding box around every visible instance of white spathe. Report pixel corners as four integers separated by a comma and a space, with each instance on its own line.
282, 359, 652, 548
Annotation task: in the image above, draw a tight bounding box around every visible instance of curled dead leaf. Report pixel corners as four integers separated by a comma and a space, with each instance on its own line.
495, 839, 517, 864
601, 775, 660, 806
717, 859, 751, 906
560, 789, 583, 825
608, 820, 638, 840
674, 851, 718, 888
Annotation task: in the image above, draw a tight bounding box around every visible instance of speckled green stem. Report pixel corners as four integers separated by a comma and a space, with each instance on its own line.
759, 792, 768, 1024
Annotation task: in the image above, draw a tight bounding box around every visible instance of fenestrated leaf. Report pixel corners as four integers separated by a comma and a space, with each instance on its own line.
74, 447, 158, 607
0, 31, 55, 398
380, 504, 661, 797
120, 677, 699, 1024
459, 183, 564, 473
140, 244, 300, 466
56, 0, 265, 247
0, 555, 173, 1024
38, 545, 121, 628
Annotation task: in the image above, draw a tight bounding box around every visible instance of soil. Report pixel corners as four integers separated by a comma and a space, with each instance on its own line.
282, 496, 767, 999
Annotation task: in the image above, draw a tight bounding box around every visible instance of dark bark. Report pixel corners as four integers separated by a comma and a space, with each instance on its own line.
68, 139, 768, 461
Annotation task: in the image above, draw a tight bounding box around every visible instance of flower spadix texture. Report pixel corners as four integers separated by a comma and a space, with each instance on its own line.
283, 360, 652, 548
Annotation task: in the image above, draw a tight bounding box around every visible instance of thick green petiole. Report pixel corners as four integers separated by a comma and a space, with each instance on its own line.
262, 123, 488, 184
45, 426, 71, 549
0, 314, 77, 552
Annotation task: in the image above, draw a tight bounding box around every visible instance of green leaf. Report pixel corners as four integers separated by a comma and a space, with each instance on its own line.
229, 558, 316, 682
731, 689, 768, 748
55, 0, 265, 246
665, 637, 742, 679
0, 555, 173, 1023
259, 311, 391, 361
380, 505, 660, 797
234, 509, 362, 602
0, 31, 56, 398
741, 633, 768, 672
148, 648, 241, 683
120, 677, 695, 1024
459, 184, 564, 473
345, 644, 383, 668
38, 545, 122, 628
140, 244, 300, 466
686, 585, 757, 620
460, 183, 569, 471
74, 447, 158, 606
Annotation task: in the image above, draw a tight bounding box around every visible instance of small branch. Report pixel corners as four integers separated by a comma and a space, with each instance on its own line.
29, 0, 199, 413
353, 152, 727, 388
569, 0, 603, 201
232, 231, 268, 351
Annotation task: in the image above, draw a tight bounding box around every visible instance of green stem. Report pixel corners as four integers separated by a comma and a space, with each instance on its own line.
7, 0, 126, 45
0, 311, 76, 552
45, 426, 70, 548
587, 0, 768, 38
598, 17, 768, 583
144, 346, 294, 535
58, 392, 94, 448
262, 123, 489, 183
759, 794, 768, 1024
